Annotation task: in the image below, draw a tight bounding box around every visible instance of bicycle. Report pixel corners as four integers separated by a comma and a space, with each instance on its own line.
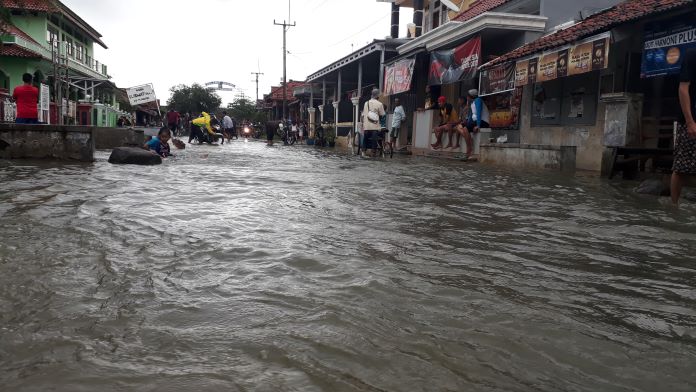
357, 128, 392, 158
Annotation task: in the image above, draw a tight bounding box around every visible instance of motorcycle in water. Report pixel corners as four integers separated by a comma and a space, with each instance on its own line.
191, 112, 225, 144
241, 123, 254, 139
277, 122, 297, 145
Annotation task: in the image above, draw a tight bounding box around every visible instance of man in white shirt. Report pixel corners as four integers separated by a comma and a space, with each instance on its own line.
362, 88, 386, 156
390, 98, 406, 150
222, 111, 236, 141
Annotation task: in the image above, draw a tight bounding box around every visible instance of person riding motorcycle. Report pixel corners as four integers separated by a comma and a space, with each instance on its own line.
192, 112, 215, 135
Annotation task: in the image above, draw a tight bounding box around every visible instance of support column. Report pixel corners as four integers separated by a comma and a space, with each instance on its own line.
332, 101, 339, 125
319, 105, 325, 123
308, 107, 316, 138
391, 3, 400, 38
337, 70, 342, 103
351, 96, 361, 139
379, 48, 386, 93
322, 79, 326, 108
357, 60, 363, 96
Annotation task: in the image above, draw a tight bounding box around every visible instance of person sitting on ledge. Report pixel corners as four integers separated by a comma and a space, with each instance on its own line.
431, 96, 458, 150
456, 89, 490, 160
144, 127, 173, 158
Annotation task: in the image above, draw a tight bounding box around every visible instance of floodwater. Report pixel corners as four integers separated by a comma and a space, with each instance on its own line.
1, 141, 695, 392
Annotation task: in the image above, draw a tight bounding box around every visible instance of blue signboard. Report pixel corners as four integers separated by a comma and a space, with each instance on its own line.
641, 19, 696, 78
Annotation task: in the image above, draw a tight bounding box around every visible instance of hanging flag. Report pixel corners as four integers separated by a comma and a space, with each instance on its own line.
428, 36, 481, 85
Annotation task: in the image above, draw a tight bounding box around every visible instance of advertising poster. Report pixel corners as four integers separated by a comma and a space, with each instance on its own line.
384, 58, 416, 95
428, 37, 481, 85
39, 83, 50, 124
479, 62, 515, 96
514, 33, 610, 87
484, 87, 523, 129
641, 18, 696, 78
537, 52, 558, 83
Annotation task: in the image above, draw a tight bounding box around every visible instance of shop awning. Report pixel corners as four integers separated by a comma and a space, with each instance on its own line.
397, 12, 547, 54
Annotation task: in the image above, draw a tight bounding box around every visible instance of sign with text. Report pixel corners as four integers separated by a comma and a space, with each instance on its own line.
515, 33, 610, 86
479, 62, 515, 96
39, 83, 50, 124
384, 58, 416, 95
641, 18, 696, 78
127, 84, 157, 105
428, 36, 481, 85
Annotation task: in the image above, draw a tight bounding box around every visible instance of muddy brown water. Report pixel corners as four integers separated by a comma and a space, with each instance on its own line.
1, 141, 695, 391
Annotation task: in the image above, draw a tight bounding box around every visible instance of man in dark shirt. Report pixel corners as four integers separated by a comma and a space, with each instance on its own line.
12, 73, 39, 124
671, 49, 696, 204
166, 109, 180, 135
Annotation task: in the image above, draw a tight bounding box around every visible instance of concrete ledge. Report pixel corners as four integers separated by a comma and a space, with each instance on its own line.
94, 128, 145, 149
480, 143, 576, 171
0, 124, 95, 162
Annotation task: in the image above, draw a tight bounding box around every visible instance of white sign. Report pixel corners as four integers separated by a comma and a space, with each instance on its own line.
39, 84, 50, 124
127, 84, 157, 105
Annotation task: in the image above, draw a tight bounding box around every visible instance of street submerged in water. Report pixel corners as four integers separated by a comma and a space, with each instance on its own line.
1, 140, 695, 392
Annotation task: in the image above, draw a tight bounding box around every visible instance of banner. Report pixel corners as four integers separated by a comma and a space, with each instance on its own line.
641, 18, 696, 78
516, 33, 610, 86
383, 58, 416, 95
479, 62, 515, 96
428, 36, 481, 85
127, 84, 157, 105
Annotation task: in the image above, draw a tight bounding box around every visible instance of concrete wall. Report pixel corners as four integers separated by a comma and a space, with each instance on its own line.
9, 14, 47, 45
518, 86, 606, 171
481, 144, 577, 171
0, 124, 94, 161
93, 128, 144, 149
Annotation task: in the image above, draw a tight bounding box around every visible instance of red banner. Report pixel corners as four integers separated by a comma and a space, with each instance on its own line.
383, 58, 416, 96
428, 37, 481, 85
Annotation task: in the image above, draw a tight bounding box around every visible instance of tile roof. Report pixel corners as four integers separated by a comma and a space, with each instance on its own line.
453, 0, 513, 22
484, 0, 695, 68
269, 81, 305, 101
0, 44, 42, 58
0, 0, 59, 12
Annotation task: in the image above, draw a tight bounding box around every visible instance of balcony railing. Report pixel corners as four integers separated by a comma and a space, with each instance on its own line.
1, 35, 109, 80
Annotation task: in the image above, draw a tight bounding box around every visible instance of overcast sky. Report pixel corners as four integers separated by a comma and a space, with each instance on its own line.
60, 0, 413, 105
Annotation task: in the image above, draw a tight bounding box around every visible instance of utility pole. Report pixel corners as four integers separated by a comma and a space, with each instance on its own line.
273, 17, 295, 121
251, 71, 264, 102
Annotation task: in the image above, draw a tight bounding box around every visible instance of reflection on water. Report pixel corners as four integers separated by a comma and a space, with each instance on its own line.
1, 142, 695, 392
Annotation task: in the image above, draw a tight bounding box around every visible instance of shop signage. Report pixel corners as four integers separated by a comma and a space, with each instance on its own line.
515, 33, 610, 86
428, 36, 481, 85
641, 18, 696, 78
479, 62, 515, 96
383, 58, 416, 96
126, 84, 157, 105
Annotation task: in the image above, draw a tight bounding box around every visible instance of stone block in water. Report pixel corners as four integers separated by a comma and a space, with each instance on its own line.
108, 147, 162, 165
635, 178, 669, 196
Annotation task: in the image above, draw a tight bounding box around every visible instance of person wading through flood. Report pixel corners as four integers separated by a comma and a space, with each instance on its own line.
671, 48, 696, 204
361, 88, 386, 157
12, 73, 39, 124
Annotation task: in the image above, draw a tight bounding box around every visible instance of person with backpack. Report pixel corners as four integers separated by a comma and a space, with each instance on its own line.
361, 88, 386, 157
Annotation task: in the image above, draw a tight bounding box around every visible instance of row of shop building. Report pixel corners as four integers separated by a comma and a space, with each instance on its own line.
0, 0, 158, 127
264, 0, 695, 173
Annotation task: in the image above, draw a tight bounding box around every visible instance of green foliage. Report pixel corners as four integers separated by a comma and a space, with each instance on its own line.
226, 97, 264, 122
167, 84, 222, 114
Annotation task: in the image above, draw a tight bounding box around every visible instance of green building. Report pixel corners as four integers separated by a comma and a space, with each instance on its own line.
0, 0, 122, 126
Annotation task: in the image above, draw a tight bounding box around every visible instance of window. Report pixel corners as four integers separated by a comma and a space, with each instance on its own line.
46, 26, 59, 48
66, 38, 74, 57
76, 44, 84, 61
531, 72, 599, 127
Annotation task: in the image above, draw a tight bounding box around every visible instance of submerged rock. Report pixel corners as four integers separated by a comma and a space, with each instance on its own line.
108, 147, 162, 165
635, 178, 670, 196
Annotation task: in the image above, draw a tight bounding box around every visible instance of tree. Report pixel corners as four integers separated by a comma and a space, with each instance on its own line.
226, 97, 264, 122
167, 84, 222, 114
